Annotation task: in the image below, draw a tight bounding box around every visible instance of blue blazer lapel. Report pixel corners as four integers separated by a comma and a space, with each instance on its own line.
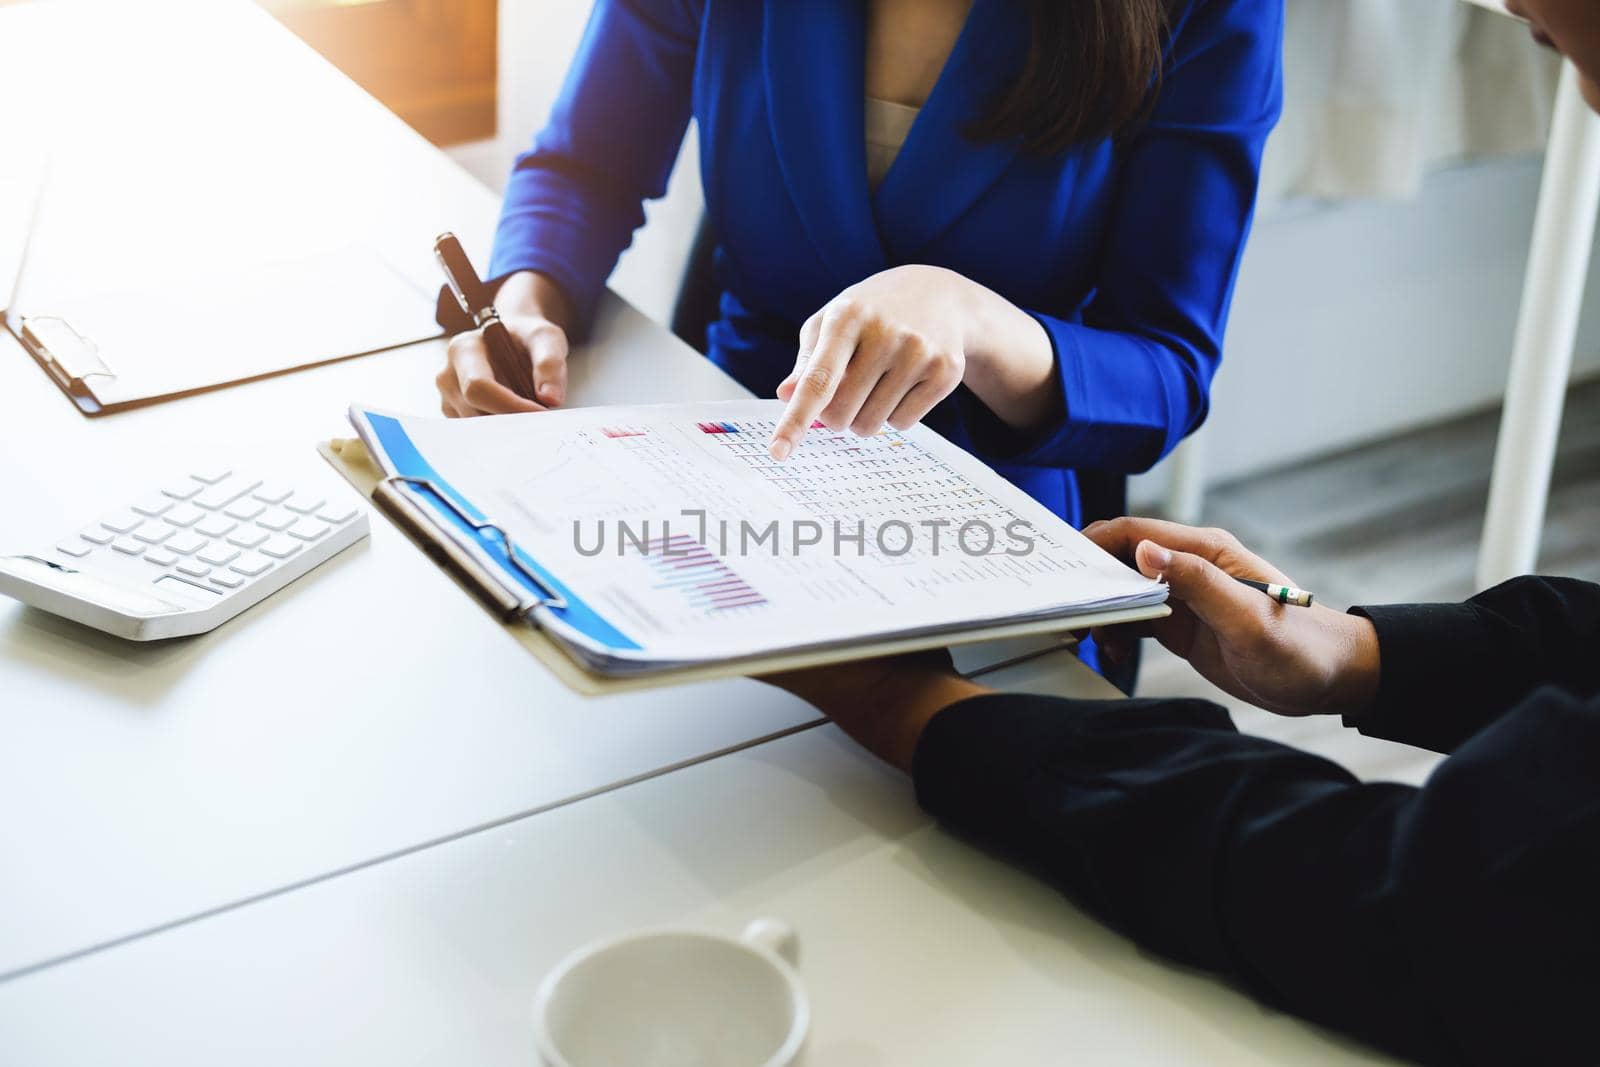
763, 0, 888, 284
872, 0, 1025, 260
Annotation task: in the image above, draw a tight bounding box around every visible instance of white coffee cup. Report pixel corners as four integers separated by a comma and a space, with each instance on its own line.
533, 918, 809, 1067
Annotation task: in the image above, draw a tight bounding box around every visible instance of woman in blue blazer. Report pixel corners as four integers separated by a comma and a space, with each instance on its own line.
438, 0, 1282, 529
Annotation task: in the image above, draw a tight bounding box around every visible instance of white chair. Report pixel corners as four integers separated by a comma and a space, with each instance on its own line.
1166, 0, 1600, 572
1470, 0, 1600, 587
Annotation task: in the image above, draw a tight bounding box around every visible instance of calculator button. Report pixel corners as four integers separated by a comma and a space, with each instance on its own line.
194, 477, 262, 511
252, 483, 294, 505
197, 544, 240, 567
195, 515, 237, 539
57, 540, 93, 558
230, 553, 274, 577
133, 525, 174, 545
162, 504, 205, 528
259, 537, 302, 560
282, 492, 325, 515
154, 574, 222, 597
112, 538, 146, 555
316, 504, 359, 525
190, 466, 232, 485
131, 495, 174, 518
165, 531, 208, 555
209, 572, 245, 590
224, 499, 266, 522
161, 481, 202, 501
257, 509, 296, 532
144, 549, 179, 567
100, 511, 143, 534
226, 528, 270, 550
80, 527, 115, 546
285, 518, 329, 542
176, 560, 212, 578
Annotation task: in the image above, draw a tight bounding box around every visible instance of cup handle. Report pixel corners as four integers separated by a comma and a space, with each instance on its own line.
741, 918, 799, 967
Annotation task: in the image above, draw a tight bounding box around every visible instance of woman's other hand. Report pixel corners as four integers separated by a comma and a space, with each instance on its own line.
436, 271, 574, 417
1085, 518, 1381, 719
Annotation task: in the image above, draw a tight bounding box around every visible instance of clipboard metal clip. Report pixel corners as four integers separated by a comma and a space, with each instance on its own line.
18, 315, 116, 391
375, 474, 569, 620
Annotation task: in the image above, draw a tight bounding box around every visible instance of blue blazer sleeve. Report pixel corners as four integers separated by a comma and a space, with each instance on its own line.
996, 0, 1283, 473
490, 0, 701, 334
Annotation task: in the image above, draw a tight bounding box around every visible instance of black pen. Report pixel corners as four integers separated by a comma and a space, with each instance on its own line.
1236, 578, 1314, 608
433, 232, 540, 402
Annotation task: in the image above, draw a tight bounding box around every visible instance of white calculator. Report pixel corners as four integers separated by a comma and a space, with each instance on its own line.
0, 466, 369, 640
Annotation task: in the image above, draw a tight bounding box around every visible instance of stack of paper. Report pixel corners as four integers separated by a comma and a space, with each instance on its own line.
351, 399, 1166, 676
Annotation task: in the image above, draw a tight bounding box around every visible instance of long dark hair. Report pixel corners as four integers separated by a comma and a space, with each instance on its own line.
971, 0, 1171, 155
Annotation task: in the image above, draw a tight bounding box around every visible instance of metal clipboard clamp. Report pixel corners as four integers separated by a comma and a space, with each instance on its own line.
16, 315, 116, 399
371, 474, 568, 624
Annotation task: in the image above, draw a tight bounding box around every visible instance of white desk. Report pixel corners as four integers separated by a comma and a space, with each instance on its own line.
0, 290, 838, 982
0, 651, 1395, 1066
0, 0, 820, 982
0, 0, 1053, 984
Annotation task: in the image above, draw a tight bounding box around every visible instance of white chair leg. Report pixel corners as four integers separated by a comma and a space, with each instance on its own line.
1476, 63, 1600, 590
1164, 429, 1207, 526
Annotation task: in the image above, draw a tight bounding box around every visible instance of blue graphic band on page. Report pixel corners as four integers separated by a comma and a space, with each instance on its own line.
362, 412, 640, 651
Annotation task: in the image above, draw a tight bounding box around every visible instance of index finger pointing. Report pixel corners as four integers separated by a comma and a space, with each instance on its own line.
769, 312, 858, 460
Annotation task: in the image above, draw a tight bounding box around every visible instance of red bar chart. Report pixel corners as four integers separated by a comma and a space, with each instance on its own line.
639, 533, 768, 612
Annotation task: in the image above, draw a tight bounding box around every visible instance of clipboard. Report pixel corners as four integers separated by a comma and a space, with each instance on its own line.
317, 437, 1168, 696
7, 247, 442, 416
0, 1, 451, 417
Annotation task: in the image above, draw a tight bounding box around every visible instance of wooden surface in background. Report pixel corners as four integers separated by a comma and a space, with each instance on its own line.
259, 0, 496, 146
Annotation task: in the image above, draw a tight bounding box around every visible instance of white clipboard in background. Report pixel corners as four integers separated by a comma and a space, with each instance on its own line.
0, 0, 446, 416
6, 244, 439, 415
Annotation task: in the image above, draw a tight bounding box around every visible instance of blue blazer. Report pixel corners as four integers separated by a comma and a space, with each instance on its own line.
491, 0, 1283, 525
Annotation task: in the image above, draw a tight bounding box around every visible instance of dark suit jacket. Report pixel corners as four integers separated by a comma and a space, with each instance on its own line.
914, 576, 1600, 1065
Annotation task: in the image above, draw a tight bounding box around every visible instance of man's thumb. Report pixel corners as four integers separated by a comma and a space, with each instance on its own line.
1134, 539, 1247, 628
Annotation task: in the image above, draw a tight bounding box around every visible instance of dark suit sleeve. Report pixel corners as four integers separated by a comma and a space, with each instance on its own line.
913, 691, 1600, 1066
1349, 576, 1600, 753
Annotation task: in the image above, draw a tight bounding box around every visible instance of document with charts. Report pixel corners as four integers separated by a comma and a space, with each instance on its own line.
350, 399, 1166, 676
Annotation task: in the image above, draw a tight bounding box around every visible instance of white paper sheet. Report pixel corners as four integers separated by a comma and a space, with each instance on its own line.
355, 399, 1164, 669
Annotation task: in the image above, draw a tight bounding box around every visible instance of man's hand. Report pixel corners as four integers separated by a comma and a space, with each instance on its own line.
1085, 518, 1381, 718
435, 271, 574, 417
759, 649, 990, 772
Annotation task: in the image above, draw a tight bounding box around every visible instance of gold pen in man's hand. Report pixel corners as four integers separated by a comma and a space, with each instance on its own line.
433, 232, 540, 402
